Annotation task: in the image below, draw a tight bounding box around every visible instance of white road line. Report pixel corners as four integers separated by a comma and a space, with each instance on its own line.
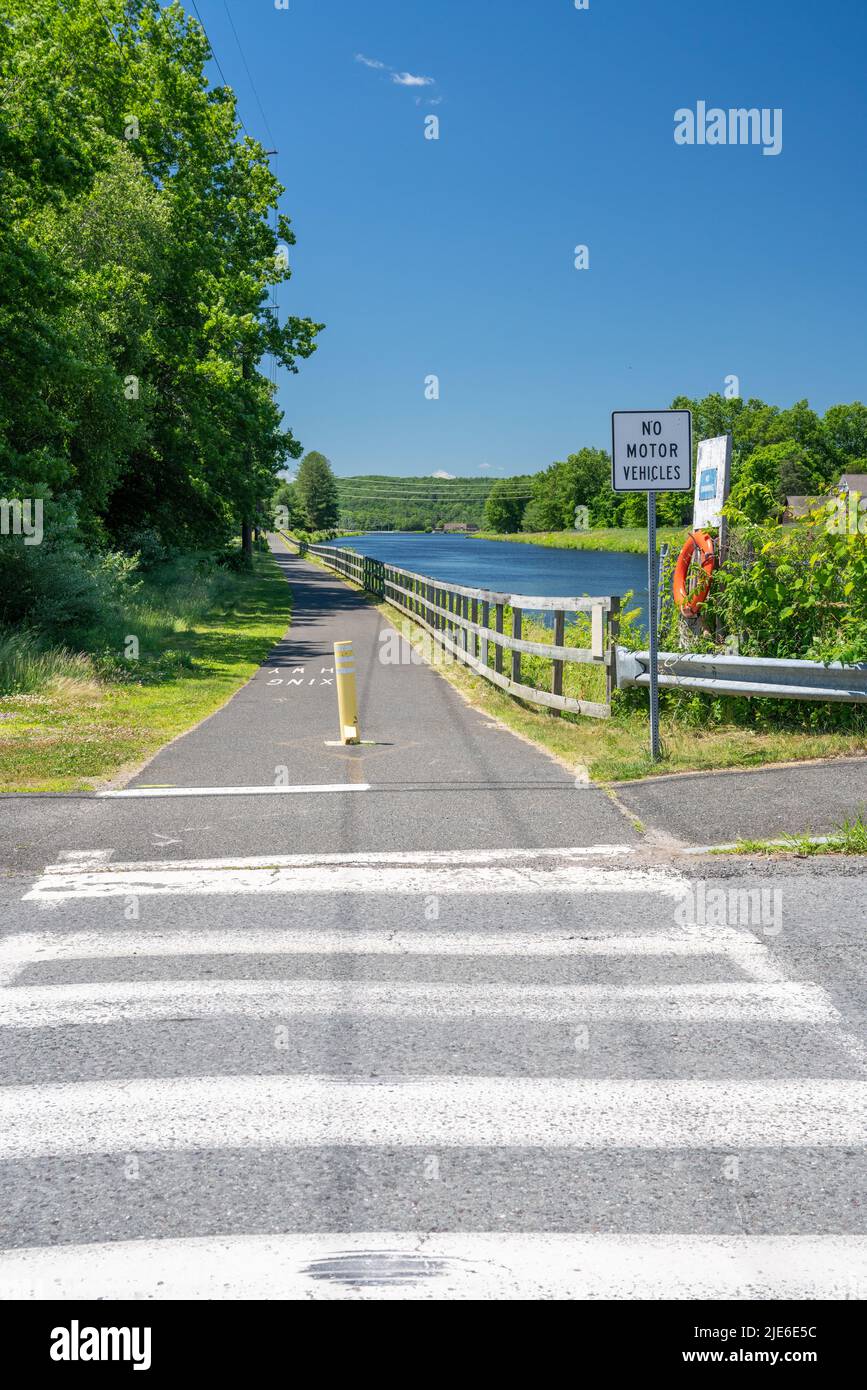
97, 783, 372, 799
0, 978, 839, 1034
0, 1077, 863, 1157
0, 926, 762, 964
39, 845, 636, 874
0, 1232, 863, 1301
0, 979, 838, 1030
23, 863, 684, 904
54, 851, 113, 866
0, 939, 28, 989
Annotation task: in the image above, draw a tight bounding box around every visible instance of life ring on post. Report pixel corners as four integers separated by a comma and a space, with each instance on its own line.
673, 530, 716, 616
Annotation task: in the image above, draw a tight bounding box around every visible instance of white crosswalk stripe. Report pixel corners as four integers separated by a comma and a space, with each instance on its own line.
0, 979, 840, 1028
1, 1233, 864, 1302
2, 1075, 864, 1157
1, 847, 865, 1299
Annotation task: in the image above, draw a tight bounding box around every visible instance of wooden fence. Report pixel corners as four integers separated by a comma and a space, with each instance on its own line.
305, 542, 620, 718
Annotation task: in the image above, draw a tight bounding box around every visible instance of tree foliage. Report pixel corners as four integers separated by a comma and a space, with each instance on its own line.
296, 452, 339, 531
518, 396, 867, 536
0, 0, 322, 555
483, 480, 528, 533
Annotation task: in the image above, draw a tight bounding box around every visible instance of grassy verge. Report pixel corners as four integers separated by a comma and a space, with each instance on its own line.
294, 537, 867, 783
473, 527, 684, 555
719, 815, 867, 856
0, 550, 292, 793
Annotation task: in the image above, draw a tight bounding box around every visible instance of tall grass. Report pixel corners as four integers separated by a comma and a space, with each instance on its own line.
474, 527, 684, 555
0, 629, 95, 695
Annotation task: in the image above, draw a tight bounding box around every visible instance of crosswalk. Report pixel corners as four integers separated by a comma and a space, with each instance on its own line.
0, 846, 865, 1300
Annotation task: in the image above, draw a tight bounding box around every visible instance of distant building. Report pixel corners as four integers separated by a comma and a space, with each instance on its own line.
441, 522, 471, 533
783, 473, 867, 524
839, 473, 867, 497
783, 496, 825, 522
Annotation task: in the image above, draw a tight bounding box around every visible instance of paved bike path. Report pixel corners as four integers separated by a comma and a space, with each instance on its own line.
0, 541, 634, 869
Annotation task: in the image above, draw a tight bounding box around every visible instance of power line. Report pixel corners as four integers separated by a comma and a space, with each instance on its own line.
335, 488, 534, 498
222, 0, 276, 149
189, 0, 249, 137
93, 2, 127, 59
335, 480, 533, 490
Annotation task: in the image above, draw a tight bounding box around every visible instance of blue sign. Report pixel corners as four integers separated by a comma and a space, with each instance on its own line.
698, 467, 718, 501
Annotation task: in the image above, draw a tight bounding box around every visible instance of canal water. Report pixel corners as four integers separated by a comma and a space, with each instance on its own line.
322, 532, 649, 626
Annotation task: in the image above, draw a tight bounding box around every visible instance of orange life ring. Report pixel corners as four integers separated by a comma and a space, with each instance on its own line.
673, 530, 716, 616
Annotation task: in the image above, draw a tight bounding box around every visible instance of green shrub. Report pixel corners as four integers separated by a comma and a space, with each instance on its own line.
709, 512, 867, 664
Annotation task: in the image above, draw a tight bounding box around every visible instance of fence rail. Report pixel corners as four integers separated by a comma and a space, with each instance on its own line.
306, 541, 619, 718
616, 649, 867, 703
286, 536, 867, 711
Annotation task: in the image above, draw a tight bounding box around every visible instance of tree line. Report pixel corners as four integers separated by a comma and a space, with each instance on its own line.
282, 395, 867, 542
0, 0, 321, 585
273, 465, 529, 535
483, 394, 867, 533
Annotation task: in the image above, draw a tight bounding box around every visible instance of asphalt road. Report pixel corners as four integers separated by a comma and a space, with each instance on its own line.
0, 542, 864, 1299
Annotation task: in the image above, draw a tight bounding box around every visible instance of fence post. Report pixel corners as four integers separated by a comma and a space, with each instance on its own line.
551, 609, 565, 715
607, 597, 621, 705
495, 603, 504, 674
471, 598, 479, 659
511, 607, 522, 685
481, 600, 490, 668
657, 543, 669, 635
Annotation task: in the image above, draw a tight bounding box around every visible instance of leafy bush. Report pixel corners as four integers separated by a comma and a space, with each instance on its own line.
705, 513, 867, 663
0, 533, 140, 649
622, 513, 867, 732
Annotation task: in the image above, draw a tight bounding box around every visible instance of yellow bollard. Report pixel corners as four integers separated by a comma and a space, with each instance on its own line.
333, 640, 360, 745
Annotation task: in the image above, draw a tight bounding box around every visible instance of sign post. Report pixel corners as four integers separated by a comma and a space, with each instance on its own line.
611, 409, 693, 761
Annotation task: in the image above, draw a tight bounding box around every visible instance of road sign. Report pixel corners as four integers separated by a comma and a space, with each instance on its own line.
693, 433, 732, 531
611, 410, 693, 493
611, 409, 693, 763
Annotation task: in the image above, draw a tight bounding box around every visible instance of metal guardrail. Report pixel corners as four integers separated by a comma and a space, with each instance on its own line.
305, 541, 619, 718
617, 649, 867, 703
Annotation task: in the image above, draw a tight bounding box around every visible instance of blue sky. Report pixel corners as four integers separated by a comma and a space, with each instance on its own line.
193, 0, 867, 479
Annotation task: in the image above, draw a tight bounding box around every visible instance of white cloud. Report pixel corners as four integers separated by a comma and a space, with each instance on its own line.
432, 470, 455, 480
392, 71, 434, 87
478, 462, 491, 471
356, 54, 440, 100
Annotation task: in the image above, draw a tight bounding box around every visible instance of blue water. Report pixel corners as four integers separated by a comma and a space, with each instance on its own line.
322, 532, 648, 625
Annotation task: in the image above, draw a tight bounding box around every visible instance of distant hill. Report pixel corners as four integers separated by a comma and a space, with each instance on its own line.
335, 474, 533, 532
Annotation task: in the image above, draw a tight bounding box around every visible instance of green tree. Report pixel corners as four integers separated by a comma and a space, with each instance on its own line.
484, 480, 526, 532
296, 452, 339, 530
0, 0, 322, 557
271, 479, 304, 530
727, 442, 810, 522
823, 403, 867, 475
